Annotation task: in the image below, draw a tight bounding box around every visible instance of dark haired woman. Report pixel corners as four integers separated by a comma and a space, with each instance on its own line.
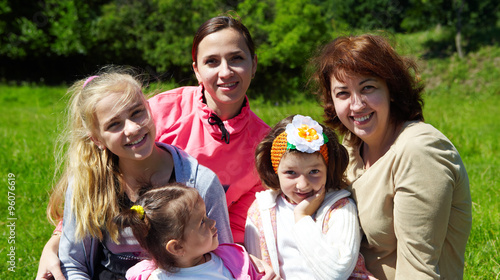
149, 15, 269, 244
311, 34, 472, 280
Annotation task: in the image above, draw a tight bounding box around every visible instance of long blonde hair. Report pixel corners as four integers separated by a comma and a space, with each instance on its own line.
47, 69, 149, 242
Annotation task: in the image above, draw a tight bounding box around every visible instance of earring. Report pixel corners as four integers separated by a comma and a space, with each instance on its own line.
94, 142, 104, 150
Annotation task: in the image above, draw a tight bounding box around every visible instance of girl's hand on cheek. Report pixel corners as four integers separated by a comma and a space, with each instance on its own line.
294, 185, 326, 223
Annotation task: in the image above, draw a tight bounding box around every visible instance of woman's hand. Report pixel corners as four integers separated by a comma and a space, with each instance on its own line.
35, 234, 66, 280
249, 254, 282, 280
294, 185, 326, 223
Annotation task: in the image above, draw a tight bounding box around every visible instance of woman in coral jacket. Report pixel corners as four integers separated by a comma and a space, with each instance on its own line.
148, 15, 269, 244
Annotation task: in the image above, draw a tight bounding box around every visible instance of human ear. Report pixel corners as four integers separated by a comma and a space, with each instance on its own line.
89, 135, 105, 150
251, 55, 258, 78
193, 62, 203, 85
165, 239, 185, 257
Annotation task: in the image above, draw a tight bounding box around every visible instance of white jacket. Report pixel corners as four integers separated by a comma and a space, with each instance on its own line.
245, 189, 363, 280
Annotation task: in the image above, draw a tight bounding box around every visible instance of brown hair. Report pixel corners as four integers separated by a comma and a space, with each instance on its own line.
114, 183, 199, 273
255, 115, 349, 192
192, 15, 255, 64
311, 34, 425, 142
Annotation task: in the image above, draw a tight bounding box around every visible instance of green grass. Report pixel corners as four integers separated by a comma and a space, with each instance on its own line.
1, 30, 499, 279
0, 85, 69, 279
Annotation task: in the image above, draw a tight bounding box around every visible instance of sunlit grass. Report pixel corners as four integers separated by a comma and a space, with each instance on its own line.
1, 28, 499, 279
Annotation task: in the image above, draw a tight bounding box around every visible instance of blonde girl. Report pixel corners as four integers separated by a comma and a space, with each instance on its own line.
245, 115, 375, 279
48, 69, 231, 279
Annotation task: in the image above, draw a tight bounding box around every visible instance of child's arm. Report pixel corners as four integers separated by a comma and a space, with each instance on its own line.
292, 196, 361, 280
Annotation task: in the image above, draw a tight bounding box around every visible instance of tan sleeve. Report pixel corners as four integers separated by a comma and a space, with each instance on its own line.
392, 131, 466, 279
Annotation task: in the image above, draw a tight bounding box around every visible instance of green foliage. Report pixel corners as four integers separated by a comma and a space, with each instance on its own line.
238, 0, 329, 99
324, 0, 411, 31
0, 1, 46, 58
90, 0, 236, 81
1, 0, 499, 93
401, 0, 500, 35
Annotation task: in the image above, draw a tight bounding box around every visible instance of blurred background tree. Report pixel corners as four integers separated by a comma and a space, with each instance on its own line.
1, 0, 498, 99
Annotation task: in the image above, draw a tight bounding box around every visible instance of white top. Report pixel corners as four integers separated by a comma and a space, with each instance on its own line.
149, 252, 235, 280
276, 195, 315, 279
245, 189, 361, 279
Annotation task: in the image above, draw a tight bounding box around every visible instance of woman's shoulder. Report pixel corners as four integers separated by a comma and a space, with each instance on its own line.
394, 121, 455, 152
149, 86, 199, 102
392, 121, 466, 173
398, 120, 449, 140
148, 86, 200, 114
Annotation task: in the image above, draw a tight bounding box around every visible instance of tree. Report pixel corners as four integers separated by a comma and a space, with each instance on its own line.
93, 0, 234, 82
238, 0, 329, 98
402, 0, 499, 57
324, 0, 410, 32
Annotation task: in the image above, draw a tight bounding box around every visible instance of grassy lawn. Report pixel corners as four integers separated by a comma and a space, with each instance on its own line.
1, 31, 499, 279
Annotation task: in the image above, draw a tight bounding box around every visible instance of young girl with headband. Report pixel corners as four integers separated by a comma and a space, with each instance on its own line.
245, 115, 375, 279
116, 183, 262, 280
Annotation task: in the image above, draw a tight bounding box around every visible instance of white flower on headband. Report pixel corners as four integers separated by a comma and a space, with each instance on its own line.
285, 115, 325, 153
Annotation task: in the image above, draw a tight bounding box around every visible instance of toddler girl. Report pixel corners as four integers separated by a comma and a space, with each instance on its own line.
245, 115, 375, 279
115, 183, 262, 280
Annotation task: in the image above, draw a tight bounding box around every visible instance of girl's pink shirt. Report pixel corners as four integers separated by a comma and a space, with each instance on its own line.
148, 86, 270, 243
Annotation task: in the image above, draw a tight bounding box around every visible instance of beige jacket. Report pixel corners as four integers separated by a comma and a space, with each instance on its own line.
345, 121, 472, 280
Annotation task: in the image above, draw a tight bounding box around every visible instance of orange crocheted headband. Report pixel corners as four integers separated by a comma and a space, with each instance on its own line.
270, 115, 329, 173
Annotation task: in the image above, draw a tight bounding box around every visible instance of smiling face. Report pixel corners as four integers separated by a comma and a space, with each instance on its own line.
193, 27, 257, 119
92, 91, 155, 161
330, 74, 392, 146
277, 152, 327, 204
181, 195, 219, 264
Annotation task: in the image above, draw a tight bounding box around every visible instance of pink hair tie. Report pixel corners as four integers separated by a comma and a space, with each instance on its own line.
82, 75, 99, 88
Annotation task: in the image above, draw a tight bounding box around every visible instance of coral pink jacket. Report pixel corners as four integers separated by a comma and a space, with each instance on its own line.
148, 86, 270, 243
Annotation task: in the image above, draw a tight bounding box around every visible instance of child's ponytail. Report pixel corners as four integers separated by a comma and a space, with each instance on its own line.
114, 183, 200, 273
114, 204, 151, 247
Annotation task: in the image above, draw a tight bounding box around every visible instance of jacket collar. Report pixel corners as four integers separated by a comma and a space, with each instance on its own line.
195, 85, 252, 139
